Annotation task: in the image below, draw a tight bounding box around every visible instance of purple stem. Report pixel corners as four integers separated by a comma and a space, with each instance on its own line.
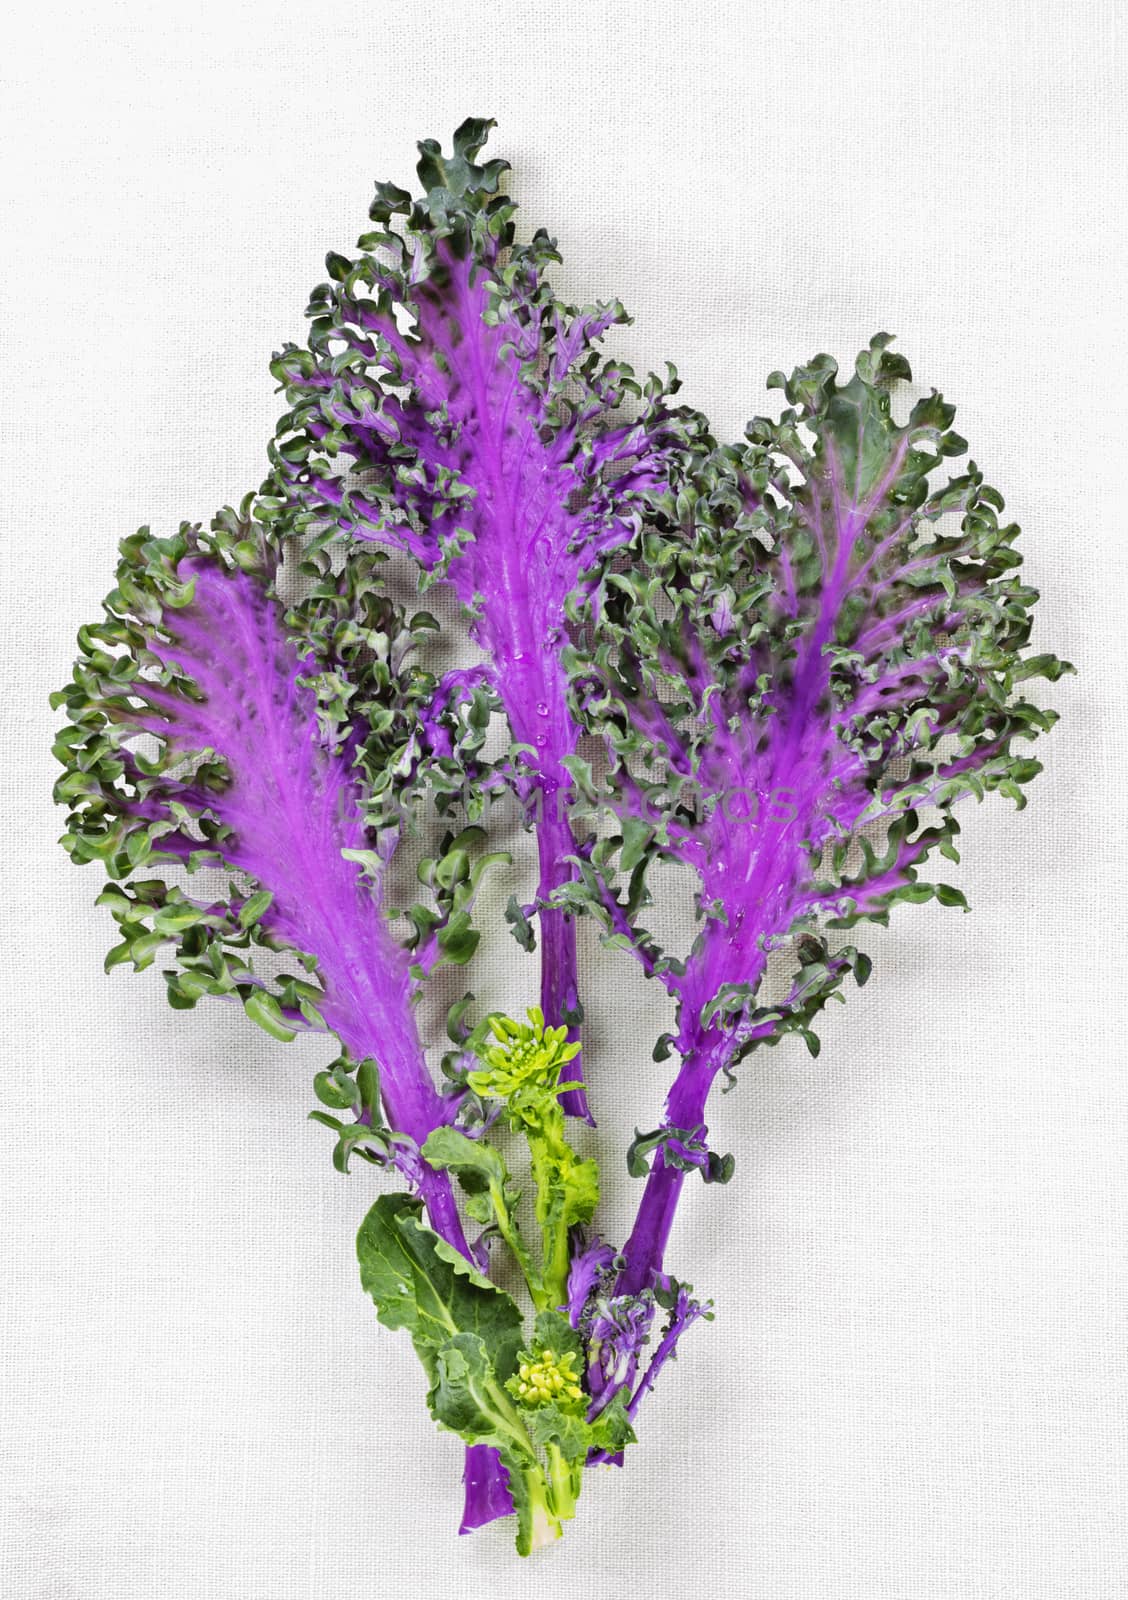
624, 1287, 707, 1425
612, 1042, 726, 1298
459, 1450, 513, 1530
534, 796, 589, 1122
459, 1448, 515, 1534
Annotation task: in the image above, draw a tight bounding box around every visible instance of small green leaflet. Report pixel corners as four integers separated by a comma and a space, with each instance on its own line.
422, 1124, 511, 1196
428, 1332, 518, 1444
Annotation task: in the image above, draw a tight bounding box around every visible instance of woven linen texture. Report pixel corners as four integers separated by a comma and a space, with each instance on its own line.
2, 2, 1124, 1595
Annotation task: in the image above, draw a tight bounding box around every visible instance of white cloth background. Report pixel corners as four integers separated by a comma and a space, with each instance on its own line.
2, 3, 1125, 1596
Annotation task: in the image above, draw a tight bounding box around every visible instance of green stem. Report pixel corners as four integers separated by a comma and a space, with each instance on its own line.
518, 1462, 563, 1553
487, 1178, 546, 1307
545, 1443, 582, 1524
529, 1128, 571, 1309
482, 1376, 537, 1454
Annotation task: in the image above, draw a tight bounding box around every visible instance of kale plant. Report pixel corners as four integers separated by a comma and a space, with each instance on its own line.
51, 121, 1069, 1554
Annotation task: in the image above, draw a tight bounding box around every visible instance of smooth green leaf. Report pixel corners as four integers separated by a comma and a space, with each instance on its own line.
356, 1192, 523, 1377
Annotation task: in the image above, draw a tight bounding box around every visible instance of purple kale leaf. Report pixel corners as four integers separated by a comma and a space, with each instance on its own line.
566, 335, 1071, 1335
51, 512, 493, 1255
263, 118, 696, 1119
